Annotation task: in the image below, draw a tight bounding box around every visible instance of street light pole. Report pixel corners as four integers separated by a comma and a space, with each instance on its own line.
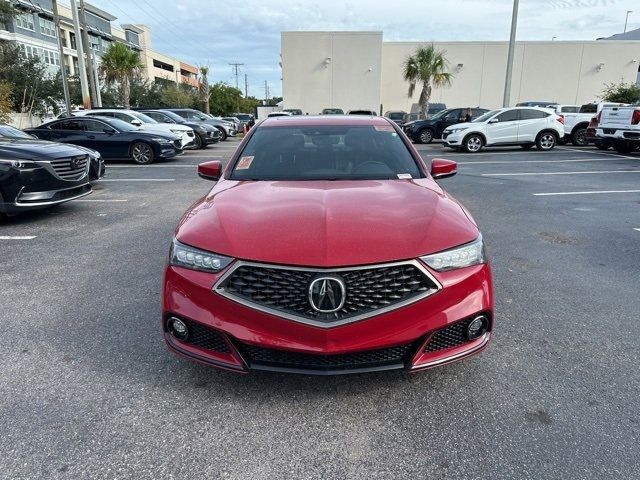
51, 0, 71, 116
624, 10, 633, 33
502, 0, 519, 107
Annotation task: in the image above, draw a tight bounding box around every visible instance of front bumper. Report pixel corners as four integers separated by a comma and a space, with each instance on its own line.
443, 130, 465, 146
162, 261, 493, 375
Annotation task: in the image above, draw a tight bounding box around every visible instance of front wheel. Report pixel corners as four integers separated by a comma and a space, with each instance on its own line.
418, 128, 434, 144
216, 127, 228, 141
536, 132, 557, 151
463, 134, 483, 153
130, 142, 155, 164
193, 134, 203, 149
571, 127, 588, 147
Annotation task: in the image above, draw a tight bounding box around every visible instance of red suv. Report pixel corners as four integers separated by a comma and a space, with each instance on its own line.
162, 115, 494, 374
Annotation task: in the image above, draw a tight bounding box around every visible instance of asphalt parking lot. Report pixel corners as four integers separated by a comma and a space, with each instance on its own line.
1, 139, 639, 479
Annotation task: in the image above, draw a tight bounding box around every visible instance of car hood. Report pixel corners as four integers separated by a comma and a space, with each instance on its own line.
140, 124, 191, 133
0, 138, 92, 160
444, 122, 474, 131
176, 179, 479, 267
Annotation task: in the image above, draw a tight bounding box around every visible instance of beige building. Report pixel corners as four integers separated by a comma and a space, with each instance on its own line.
281, 31, 640, 114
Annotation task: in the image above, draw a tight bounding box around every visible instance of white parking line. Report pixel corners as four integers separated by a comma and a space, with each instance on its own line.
533, 190, 640, 196
0, 235, 37, 240
422, 150, 581, 156
557, 146, 637, 160
107, 165, 199, 168
483, 170, 640, 177
99, 179, 175, 182
74, 199, 128, 202
458, 158, 626, 165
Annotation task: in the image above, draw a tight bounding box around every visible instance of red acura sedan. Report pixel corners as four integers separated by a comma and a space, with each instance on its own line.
162, 115, 493, 375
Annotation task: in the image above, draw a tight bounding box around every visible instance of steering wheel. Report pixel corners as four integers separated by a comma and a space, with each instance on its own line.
351, 161, 390, 174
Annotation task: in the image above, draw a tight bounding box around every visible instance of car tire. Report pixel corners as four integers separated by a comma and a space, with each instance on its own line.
216, 127, 228, 141
613, 141, 632, 154
417, 128, 434, 144
571, 127, 588, 147
520, 144, 534, 150
594, 141, 610, 151
462, 134, 483, 153
194, 134, 205, 149
536, 131, 557, 151
130, 142, 155, 164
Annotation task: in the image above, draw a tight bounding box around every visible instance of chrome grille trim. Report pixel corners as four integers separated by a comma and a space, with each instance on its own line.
213, 260, 442, 328
49, 156, 89, 181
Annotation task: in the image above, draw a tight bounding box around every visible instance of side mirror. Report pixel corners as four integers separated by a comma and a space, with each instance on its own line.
103, 128, 116, 134
197, 160, 222, 181
488, 118, 499, 124
431, 158, 457, 179
130, 119, 142, 126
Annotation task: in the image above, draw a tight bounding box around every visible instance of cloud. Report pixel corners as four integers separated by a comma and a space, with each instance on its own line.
89, 0, 638, 97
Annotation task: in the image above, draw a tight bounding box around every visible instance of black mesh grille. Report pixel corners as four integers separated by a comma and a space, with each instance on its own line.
424, 317, 475, 352
180, 319, 230, 353
50, 156, 88, 180
240, 343, 412, 371
218, 263, 438, 324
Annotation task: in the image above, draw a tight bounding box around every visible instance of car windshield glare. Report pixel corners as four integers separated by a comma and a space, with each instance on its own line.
131, 111, 158, 124
105, 118, 137, 131
472, 110, 500, 123
0, 125, 32, 138
231, 125, 423, 181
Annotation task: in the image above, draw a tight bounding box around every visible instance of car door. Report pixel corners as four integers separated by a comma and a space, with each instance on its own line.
438, 109, 463, 136
45, 119, 89, 145
517, 109, 549, 143
75, 118, 118, 157
486, 109, 520, 144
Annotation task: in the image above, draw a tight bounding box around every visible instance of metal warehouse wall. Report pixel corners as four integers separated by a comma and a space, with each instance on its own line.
281, 32, 640, 112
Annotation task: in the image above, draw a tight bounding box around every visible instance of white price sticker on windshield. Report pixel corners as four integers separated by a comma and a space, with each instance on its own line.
397, 173, 413, 179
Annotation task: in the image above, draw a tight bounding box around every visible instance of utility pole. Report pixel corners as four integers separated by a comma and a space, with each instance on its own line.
244, 73, 248, 98
264, 80, 269, 104
228, 62, 243, 91
51, 0, 71, 115
70, 0, 90, 108
78, 0, 99, 107
502, 0, 519, 107
624, 10, 633, 33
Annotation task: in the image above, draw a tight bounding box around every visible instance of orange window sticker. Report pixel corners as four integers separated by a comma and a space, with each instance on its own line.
236, 156, 254, 169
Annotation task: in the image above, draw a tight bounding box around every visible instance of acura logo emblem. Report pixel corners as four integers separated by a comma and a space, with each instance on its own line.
308, 275, 346, 313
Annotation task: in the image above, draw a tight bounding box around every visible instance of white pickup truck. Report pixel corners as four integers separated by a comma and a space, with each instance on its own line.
596, 105, 640, 154
562, 102, 627, 146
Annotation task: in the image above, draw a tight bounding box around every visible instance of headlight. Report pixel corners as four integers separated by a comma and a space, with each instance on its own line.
152, 137, 173, 144
0, 159, 39, 168
420, 236, 486, 271
448, 127, 469, 133
170, 129, 184, 134
170, 238, 233, 273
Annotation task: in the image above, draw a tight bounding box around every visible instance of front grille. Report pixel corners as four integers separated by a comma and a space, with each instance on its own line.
424, 317, 475, 352
216, 261, 439, 326
240, 343, 412, 371
180, 319, 230, 353
50, 156, 88, 180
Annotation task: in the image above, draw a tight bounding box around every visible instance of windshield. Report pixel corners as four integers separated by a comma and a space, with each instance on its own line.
107, 118, 139, 131
0, 125, 32, 138
429, 109, 450, 120
235, 114, 252, 120
472, 110, 500, 123
130, 111, 158, 124
231, 125, 422, 181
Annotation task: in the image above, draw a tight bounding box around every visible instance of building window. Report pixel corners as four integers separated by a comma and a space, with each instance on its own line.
39, 17, 57, 38
19, 43, 39, 60
102, 40, 112, 53
70, 32, 77, 50
16, 13, 35, 31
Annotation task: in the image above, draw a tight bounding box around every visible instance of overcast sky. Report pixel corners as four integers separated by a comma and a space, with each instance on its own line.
89, 0, 638, 97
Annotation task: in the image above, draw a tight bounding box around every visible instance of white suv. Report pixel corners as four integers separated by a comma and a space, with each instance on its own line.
73, 109, 195, 149
442, 107, 565, 153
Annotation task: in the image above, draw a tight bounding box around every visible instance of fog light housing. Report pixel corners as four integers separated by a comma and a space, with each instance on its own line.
168, 317, 189, 341
466, 315, 489, 340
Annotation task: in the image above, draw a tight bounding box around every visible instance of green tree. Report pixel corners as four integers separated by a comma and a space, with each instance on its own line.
100, 42, 143, 108
199, 66, 210, 114
0, 1, 16, 25
403, 44, 453, 117
0, 81, 12, 122
601, 81, 640, 104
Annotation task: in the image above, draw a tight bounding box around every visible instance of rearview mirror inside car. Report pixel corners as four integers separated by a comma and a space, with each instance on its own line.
430, 158, 457, 179
197, 161, 222, 181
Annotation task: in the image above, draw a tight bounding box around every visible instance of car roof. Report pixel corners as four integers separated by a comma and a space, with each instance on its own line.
260, 115, 393, 127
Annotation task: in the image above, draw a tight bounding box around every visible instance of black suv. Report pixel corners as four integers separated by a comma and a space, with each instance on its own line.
403, 107, 489, 144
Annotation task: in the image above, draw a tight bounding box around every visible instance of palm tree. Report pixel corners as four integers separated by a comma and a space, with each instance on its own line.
403, 44, 453, 117
100, 43, 143, 109
198, 65, 211, 114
